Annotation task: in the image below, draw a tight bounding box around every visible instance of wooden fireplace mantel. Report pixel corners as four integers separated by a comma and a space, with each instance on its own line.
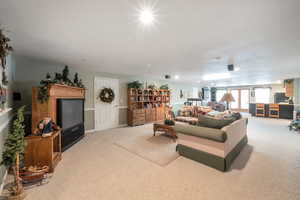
32, 84, 85, 133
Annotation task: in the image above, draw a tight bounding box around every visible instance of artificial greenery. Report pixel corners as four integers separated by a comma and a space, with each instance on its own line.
73, 73, 79, 86
289, 120, 300, 132
160, 84, 169, 90
2, 70, 8, 86
37, 67, 85, 103
1, 106, 26, 196
127, 81, 143, 89
38, 85, 49, 104
164, 119, 175, 126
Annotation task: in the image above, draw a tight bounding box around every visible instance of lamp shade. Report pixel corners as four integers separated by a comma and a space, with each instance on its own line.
220, 93, 235, 103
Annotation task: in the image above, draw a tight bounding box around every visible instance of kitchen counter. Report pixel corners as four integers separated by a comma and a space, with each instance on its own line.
249, 103, 294, 119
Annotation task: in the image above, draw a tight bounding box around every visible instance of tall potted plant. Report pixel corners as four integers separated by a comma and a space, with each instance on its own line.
1, 106, 26, 200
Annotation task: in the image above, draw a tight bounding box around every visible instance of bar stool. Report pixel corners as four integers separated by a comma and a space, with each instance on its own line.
269, 104, 279, 118
256, 104, 265, 117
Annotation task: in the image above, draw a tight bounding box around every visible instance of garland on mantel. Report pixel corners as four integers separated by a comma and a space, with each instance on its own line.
37, 66, 85, 103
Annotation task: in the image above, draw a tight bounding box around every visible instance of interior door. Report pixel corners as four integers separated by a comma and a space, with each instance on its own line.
94, 77, 119, 131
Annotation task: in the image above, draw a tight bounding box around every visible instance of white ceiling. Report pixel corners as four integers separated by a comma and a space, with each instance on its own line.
1, 0, 300, 86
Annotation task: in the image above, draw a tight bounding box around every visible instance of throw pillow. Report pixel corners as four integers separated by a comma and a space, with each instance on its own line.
198, 115, 236, 129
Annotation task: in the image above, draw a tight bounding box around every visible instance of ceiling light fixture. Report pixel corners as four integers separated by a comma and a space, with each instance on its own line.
174, 75, 179, 80
234, 67, 240, 71
136, 2, 157, 27
139, 8, 154, 25
202, 73, 231, 81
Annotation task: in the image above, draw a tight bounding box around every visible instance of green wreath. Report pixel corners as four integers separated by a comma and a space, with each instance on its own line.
99, 88, 115, 103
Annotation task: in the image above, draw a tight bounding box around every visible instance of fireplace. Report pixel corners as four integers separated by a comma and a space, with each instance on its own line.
57, 99, 85, 151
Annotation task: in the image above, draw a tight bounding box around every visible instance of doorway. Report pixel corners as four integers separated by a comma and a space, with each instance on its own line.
94, 77, 119, 131
229, 89, 250, 112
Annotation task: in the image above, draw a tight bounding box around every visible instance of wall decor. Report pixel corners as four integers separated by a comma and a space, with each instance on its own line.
99, 87, 115, 103
0, 28, 13, 85
0, 28, 13, 69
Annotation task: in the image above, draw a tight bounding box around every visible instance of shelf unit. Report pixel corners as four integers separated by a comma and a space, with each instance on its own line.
24, 130, 61, 173
127, 88, 171, 126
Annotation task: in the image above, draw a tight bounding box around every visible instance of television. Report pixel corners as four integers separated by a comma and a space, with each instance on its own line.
57, 99, 84, 130
57, 99, 85, 151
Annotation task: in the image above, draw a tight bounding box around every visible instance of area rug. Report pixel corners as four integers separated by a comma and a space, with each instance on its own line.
114, 124, 179, 166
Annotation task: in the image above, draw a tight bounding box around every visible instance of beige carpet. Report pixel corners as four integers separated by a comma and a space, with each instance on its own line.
114, 124, 179, 166
12, 117, 300, 200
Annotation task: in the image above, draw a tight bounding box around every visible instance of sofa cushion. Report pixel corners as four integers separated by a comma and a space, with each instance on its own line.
174, 123, 227, 142
198, 115, 235, 129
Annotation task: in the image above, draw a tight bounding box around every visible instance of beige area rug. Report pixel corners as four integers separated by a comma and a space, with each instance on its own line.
114, 124, 179, 166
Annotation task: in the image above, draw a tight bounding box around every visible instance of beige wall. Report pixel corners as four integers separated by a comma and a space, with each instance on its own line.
13, 55, 202, 130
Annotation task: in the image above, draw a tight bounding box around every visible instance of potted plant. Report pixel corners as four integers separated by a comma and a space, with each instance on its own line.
1, 106, 26, 200
164, 119, 175, 126
160, 84, 169, 90
127, 81, 142, 89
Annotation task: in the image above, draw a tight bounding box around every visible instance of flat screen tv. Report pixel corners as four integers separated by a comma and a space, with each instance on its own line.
57, 99, 84, 130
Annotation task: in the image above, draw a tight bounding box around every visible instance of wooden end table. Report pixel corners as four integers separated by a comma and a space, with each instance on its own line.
153, 123, 177, 142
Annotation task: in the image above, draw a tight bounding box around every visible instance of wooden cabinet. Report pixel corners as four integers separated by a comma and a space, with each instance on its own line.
128, 109, 146, 126
32, 84, 85, 133
145, 108, 156, 123
249, 103, 293, 119
24, 130, 61, 172
127, 88, 170, 126
156, 107, 165, 121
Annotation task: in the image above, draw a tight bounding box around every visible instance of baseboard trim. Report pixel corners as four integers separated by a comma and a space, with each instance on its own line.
118, 124, 128, 128
0, 169, 8, 194
85, 129, 95, 133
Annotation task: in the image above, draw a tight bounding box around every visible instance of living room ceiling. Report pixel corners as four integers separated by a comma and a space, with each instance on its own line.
1, 0, 300, 86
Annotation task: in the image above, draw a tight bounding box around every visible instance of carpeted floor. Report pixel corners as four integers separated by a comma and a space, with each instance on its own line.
23, 117, 300, 200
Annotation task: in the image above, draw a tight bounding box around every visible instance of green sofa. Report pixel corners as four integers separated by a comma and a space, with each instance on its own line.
174, 118, 248, 171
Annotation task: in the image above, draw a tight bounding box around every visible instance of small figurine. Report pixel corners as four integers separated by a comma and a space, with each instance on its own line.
34, 117, 59, 137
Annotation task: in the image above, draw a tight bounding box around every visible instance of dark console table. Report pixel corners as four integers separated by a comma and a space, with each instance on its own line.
249, 103, 294, 119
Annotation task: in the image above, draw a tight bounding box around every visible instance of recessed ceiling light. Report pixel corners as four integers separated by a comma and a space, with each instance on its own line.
202, 73, 231, 81
174, 75, 179, 80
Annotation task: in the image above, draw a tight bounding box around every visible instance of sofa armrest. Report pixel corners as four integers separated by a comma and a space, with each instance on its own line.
222, 118, 248, 155
174, 123, 227, 142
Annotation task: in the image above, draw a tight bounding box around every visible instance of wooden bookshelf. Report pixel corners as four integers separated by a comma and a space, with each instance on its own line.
127, 88, 171, 126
